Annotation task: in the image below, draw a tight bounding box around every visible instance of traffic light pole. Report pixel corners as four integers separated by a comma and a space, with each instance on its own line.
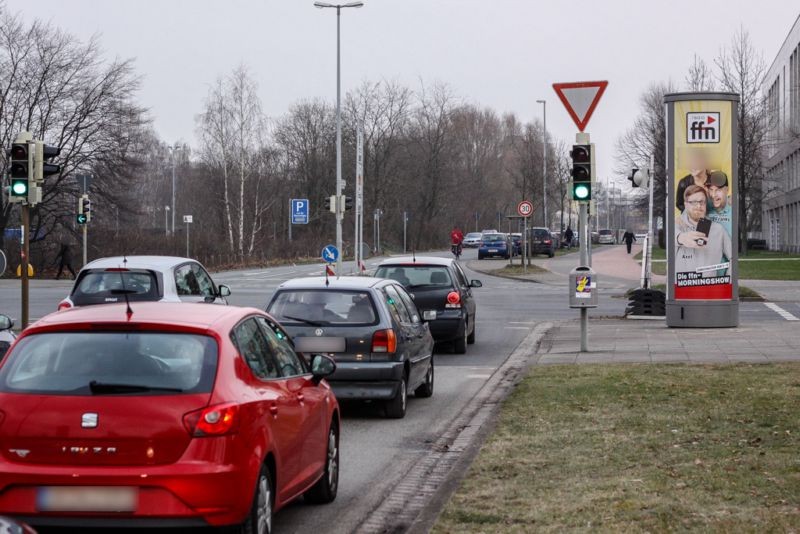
21, 205, 30, 329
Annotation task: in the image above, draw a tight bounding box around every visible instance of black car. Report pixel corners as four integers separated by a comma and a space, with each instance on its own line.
267, 276, 434, 419
529, 227, 556, 257
374, 256, 481, 354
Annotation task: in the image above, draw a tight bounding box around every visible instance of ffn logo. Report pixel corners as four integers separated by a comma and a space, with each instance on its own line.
686, 112, 720, 143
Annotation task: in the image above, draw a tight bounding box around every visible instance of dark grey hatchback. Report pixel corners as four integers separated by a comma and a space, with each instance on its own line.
266, 276, 435, 418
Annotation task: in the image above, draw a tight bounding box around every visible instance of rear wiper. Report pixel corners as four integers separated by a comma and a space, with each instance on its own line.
89, 381, 183, 394
282, 315, 327, 326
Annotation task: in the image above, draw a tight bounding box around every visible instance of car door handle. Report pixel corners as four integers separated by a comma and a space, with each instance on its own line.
296, 393, 304, 403
269, 404, 278, 416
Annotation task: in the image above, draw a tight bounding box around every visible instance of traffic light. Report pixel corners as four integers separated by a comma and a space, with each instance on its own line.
77, 194, 90, 224
34, 141, 61, 182
344, 196, 354, 211
628, 168, 640, 188
324, 195, 336, 213
571, 143, 594, 201
8, 142, 31, 202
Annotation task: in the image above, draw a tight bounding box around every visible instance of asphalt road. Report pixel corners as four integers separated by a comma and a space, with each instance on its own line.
1, 247, 798, 533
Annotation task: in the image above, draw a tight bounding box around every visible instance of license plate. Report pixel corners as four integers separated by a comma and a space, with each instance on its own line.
488, 249, 497, 253
37, 486, 137, 512
423, 310, 437, 320
295, 336, 346, 353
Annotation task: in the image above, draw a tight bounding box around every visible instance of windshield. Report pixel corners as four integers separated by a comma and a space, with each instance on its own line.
465, 233, 482, 239
72, 270, 161, 305
0, 332, 217, 395
268, 290, 378, 325
375, 265, 453, 289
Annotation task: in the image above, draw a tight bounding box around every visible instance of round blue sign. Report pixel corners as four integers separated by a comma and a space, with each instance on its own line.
321, 244, 339, 263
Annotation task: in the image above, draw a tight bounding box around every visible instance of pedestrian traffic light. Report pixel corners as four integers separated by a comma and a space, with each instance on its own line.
34, 141, 61, 182
571, 143, 594, 201
344, 196, 354, 211
7, 142, 31, 202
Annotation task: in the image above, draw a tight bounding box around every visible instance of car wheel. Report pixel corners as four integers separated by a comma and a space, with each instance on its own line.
478, 254, 484, 260
454, 320, 467, 354
467, 321, 476, 344
304, 422, 339, 504
414, 359, 434, 398
240, 464, 273, 534
385, 377, 407, 419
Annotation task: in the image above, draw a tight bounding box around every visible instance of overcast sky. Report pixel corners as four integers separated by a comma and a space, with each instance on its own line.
6, 0, 800, 190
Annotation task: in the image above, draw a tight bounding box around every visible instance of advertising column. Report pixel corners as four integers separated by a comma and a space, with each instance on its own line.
665, 92, 739, 327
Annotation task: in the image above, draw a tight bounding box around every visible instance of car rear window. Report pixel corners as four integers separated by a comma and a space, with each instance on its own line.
0, 332, 217, 395
532, 229, 550, 238
599, 230, 613, 235
268, 290, 378, 325
374, 265, 453, 289
72, 270, 161, 306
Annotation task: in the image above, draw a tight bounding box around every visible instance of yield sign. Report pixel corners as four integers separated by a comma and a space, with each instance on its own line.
552, 81, 608, 132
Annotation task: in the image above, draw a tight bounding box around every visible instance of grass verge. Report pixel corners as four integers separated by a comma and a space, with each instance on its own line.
434, 364, 800, 533
496, 263, 548, 276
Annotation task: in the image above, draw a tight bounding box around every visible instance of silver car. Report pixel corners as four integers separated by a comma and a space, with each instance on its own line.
57, 256, 231, 311
0, 314, 15, 358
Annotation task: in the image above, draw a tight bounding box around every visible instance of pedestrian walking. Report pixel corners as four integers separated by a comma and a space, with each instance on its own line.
622, 230, 636, 254
54, 242, 76, 280
564, 226, 574, 249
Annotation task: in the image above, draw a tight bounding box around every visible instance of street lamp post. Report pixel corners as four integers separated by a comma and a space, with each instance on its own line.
169, 144, 182, 235
314, 1, 363, 274
536, 99, 547, 228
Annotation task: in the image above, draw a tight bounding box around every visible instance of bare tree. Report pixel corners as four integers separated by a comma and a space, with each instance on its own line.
715, 26, 768, 253
686, 54, 716, 92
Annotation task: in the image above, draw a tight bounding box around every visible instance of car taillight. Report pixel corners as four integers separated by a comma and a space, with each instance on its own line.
183, 403, 240, 437
544, 240, 551, 244
446, 291, 461, 309
372, 329, 397, 353
57, 301, 72, 311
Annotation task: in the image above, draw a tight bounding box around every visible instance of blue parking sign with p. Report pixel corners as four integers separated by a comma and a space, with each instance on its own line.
291, 199, 309, 224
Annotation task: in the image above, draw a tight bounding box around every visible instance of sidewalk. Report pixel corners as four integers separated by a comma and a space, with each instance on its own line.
536, 318, 800, 364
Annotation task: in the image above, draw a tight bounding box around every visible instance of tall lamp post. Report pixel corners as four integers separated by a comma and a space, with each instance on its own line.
314, 1, 363, 274
169, 143, 182, 235
536, 99, 547, 229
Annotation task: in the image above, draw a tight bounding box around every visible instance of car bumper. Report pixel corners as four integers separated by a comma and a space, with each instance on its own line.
427, 310, 465, 342
478, 249, 509, 257
0, 438, 257, 528
328, 361, 404, 400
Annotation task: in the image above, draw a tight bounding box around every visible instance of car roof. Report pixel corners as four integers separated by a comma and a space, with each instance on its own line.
277, 276, 392, 291
377, 256, 453, 267
82, 256, 198, 271
25, 302, 254, 333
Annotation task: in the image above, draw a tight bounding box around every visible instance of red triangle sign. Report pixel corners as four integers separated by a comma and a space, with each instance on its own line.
706, 115, 716, 124
552, 81, 608, 132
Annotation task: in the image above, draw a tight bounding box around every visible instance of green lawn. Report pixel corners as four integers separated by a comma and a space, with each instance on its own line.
435, 364, 800, 533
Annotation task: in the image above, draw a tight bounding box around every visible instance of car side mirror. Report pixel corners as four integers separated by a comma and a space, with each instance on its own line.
0, 314, 13, 331
311, 354, 336, 383
218, 285, 231, 297
470, 280, 482, 288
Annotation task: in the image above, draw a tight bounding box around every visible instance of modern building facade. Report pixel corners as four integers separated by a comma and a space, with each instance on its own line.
763, 14, 800, 252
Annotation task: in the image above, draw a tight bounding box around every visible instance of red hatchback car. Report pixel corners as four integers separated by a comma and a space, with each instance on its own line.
0, 302, 340, 532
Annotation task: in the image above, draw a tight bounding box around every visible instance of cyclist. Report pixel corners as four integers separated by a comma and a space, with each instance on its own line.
450, 225, 464, 259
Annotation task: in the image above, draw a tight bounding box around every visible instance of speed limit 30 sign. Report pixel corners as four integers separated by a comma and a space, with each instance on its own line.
517, 200, 533, 217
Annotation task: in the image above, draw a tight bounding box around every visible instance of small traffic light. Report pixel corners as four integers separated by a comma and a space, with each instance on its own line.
77, 194, 90, 224
571, 143, 594, 201
34, 141, 61, 182
325, 195, 336, 214
628, 168, 640, 188
344, 196, 354, 211
8, 142, 31, 202
84, 197, 92, 222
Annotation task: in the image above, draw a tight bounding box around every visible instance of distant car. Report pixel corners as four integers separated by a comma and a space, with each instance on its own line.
374, 256, 481, 354
267, 276, 435, 418
529, 227, 555, 257
591, 231, 600, 244
0, 315, 15, 359
0, 302, 340, 530
58, 256, 230, 311
478, 233, 511, 260
480, 229, 498, 235
598, 229, 616, 244
462, 232, 483, 248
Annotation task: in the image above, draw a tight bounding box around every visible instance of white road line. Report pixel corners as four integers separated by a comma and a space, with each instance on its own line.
508, 321, 536, 325
466, 374, 492, 379
764, 302, 799, 321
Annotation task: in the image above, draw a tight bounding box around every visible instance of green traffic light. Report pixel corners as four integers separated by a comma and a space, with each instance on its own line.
11, 178, 28, 197
573, 183, 591, 201
77, 213, 87, 225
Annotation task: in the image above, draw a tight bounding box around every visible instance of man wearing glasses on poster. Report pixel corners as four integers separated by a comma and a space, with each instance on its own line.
675, 184, 732, 280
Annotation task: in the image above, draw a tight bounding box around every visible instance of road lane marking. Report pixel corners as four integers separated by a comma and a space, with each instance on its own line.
508, 321, 536, 325
466, 374, 492, 379
504, 326, 530, 330
764, 302, 799, 321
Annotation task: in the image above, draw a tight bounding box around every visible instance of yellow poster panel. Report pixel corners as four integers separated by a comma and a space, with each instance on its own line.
672, 100, 734, 300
